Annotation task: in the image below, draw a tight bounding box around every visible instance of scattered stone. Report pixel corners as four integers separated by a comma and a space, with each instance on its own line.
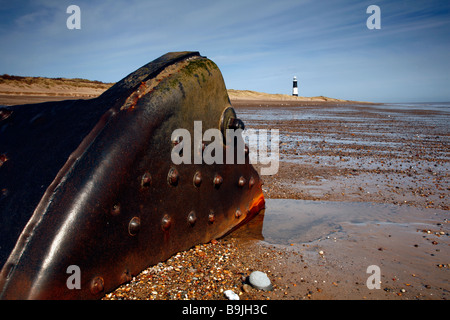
224, 290, 240, 300
249, 271, 273, 291
242, 284, 252, 293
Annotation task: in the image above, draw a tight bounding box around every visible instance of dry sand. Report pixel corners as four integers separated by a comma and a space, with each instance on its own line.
0, 75, 365, 106
0, 75, 113, 106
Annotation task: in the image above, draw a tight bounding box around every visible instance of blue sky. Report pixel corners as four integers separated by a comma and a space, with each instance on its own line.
0, 0, 449, 102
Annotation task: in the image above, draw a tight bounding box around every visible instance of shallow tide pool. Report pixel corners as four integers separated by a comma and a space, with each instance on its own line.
233, 199, 448, 245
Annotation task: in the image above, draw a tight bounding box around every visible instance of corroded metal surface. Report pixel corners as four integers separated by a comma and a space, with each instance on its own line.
0, 52, 264, 299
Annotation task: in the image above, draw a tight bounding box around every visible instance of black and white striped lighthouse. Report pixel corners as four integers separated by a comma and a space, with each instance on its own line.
292, 76, 298, 96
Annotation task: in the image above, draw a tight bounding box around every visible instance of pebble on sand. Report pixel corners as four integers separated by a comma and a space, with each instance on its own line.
249, 271, 273, 291
224, 290, 240, 300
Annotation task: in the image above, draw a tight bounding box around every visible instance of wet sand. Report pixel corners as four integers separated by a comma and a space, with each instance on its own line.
2, 93, 448, 300
104, 99, 449, 300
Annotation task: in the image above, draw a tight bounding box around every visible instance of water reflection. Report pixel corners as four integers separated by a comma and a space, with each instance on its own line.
231, 199, 447, 245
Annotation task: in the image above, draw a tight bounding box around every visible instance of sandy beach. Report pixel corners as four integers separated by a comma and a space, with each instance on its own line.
228, 99, 449, 300
1, 77, 448, 300
103, 99, 449, 300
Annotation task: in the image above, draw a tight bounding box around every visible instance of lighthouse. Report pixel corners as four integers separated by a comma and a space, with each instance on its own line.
292, 76, 298, 96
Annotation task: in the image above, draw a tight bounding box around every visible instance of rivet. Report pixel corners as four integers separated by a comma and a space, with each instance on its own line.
238, 176, 246, 187
172, 135, 182, 146
167, 167, 179, 186
227, 117, 245, 130
244, 144, 249, 155
128, 217, 141, 236
208, 211, 215, 223
0, 108, 12, 122
235, 209, 242, 218
249, 176, 255, 188
111, 203, 120, 216
187, 211, 197, 226
90, 276, 104, 295
121, 269, 132, 283
0, 154, 7, 168
141, 172, 152, 188
193, 171, 202, 187
213, 174, 223, 187
161, 214, 172, 231
29, 113, 46, 126
0, 188, 8, 200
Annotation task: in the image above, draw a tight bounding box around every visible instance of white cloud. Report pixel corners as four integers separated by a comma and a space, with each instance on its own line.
0, 0, 449, 101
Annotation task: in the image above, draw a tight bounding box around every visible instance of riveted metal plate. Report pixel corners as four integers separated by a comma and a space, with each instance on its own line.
0, 51, 264, 299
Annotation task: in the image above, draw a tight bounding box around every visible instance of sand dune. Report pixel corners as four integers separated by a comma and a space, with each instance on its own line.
0, 74, 363, 105
227, 89, 350, 102
0, 74, 113, 98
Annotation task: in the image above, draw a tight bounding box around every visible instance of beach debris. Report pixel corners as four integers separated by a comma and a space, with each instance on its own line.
249, 271, 273, 291
224, 290, 240, 300
242, 284, 252, 293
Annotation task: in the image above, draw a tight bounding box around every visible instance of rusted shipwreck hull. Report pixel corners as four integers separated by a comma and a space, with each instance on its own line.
0, 51, 265, 299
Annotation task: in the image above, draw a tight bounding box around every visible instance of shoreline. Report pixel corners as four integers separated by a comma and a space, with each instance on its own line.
0, 94, 373, 107
0, 75, 372, 106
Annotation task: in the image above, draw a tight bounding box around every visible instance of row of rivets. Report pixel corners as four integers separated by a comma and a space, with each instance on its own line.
117, 169, 253, 239
165, 167, 255, 190
126, 210, 216, 235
